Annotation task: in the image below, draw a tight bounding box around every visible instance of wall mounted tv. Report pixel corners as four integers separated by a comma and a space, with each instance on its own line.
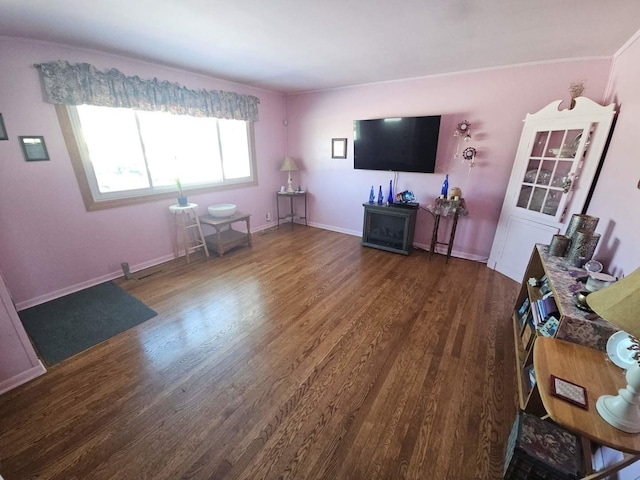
353, 115, 441, 173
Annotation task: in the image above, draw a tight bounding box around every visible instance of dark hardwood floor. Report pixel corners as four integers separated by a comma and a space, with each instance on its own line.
0, 225, 519, 480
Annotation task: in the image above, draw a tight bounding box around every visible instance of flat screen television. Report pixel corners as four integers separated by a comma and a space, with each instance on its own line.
353, 115, 441, 173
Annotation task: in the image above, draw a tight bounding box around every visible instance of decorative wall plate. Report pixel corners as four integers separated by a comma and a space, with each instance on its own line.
454, 120, 471, 137
462, 147, 476, 160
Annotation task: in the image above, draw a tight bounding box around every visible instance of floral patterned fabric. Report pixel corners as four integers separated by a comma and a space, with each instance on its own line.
504, 412, 581, 479
536, 244, 617, 350
426, 197, 468, 218
34, 60, 260, 122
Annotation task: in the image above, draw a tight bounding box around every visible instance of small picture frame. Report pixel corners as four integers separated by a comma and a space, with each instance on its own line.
550, 375, 588, 409
19, 136, 50, 161
331, 138, 347, 159
0, 113, 7, 141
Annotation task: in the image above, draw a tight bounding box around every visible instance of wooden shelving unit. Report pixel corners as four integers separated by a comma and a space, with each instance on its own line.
513, 244, 618, 413
512, 246, 560, 415
511, 244, 632, 478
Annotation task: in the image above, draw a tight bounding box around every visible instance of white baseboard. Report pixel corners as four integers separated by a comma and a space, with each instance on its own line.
16, 253, 175, 311
307, 221, 361, 237
16, 221, 486, 310
0, 362, 46, 395
309, 222, 487, 263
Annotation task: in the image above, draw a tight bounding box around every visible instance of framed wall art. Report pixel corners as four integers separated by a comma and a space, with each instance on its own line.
331, 138, 347, 159
19, 136, 50, 161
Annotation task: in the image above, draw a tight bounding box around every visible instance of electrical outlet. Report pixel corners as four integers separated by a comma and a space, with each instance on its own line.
266, 212, 272, 221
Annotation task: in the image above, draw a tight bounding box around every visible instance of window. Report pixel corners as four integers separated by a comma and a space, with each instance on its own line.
60, 105, 257, 210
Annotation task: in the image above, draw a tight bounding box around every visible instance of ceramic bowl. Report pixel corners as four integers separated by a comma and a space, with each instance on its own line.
585, 272, 616, 292
208, 204, 237, 217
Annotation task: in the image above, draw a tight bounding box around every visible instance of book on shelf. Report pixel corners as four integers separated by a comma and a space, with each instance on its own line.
530, 303, 542, 327
538, 316, 559, 337
517, 298, 529, 322
533, 296, 559, 326
517, 300, 531, 327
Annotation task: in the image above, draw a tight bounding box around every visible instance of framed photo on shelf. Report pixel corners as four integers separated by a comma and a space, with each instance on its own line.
331, 138, 347, 159
19, 136, 49, 161
0, 113, 7, 140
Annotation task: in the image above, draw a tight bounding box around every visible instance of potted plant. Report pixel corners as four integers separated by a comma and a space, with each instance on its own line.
176, 178, 188, 206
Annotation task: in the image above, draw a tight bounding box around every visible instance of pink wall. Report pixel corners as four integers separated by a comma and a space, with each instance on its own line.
588, 33, 640, 277
2, 33, 634, 307
286, 61, 612, 261
0, 37, 286, 306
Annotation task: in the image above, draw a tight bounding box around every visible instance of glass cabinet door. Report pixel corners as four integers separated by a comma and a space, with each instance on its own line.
515, 127, 589, 221
488, 97, 616, 283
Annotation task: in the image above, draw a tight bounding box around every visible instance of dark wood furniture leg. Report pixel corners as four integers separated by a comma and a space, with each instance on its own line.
429, 213, 440, 260
446, 211, 460, 263
290, 196, 294, 228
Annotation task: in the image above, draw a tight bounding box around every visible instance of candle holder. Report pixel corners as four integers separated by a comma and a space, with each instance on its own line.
566, 230, 601, 265
549, 234, 570, 256
565, 214, 599, 242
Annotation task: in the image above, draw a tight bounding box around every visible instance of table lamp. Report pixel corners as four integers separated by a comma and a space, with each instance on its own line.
280, 156, 298, 193
587, 267, 640, 433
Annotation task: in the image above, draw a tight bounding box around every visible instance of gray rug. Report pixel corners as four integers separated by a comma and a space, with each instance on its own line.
19, 281, 157, 365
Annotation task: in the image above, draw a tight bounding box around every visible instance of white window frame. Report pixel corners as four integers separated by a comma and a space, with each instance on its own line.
56, 105, 258, 211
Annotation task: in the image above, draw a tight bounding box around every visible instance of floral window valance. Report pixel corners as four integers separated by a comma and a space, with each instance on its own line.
34, 60, 260, 122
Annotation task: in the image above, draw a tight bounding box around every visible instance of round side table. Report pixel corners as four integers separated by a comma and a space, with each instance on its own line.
169, 203, 209, 263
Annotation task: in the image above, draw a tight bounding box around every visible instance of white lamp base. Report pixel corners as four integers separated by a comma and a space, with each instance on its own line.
286, 172, 295, 193
596, 363, 640, 433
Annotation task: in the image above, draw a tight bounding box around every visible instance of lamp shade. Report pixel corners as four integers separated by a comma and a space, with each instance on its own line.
587, 268, 640, 338
280, 156, 298, 172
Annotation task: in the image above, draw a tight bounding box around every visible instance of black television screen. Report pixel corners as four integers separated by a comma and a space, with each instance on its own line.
353, 115, 441, 173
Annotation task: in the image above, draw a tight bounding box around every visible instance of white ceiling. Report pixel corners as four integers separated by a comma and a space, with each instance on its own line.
1, 0, 639, 94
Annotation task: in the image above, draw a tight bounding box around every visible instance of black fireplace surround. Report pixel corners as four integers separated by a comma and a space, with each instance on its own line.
361, 203, 418, 255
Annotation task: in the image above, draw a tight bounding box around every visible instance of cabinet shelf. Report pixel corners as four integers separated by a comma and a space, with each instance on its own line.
512, 311, 543, 413
512, 244, 618, 414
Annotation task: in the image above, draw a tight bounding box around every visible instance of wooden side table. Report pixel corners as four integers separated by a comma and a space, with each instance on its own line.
426, 197, 468, 263
534, 337, 640, 478
276, 191, 307, 227
199, 212, 252, 256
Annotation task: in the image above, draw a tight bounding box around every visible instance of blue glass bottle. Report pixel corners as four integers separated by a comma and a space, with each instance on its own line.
440, 173, 449, 197
387, 180, 394, 204
369, 186, 375, 203
377, 186, 383, 204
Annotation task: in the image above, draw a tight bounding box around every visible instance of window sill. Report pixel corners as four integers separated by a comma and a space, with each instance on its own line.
79, 180, 258, 211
